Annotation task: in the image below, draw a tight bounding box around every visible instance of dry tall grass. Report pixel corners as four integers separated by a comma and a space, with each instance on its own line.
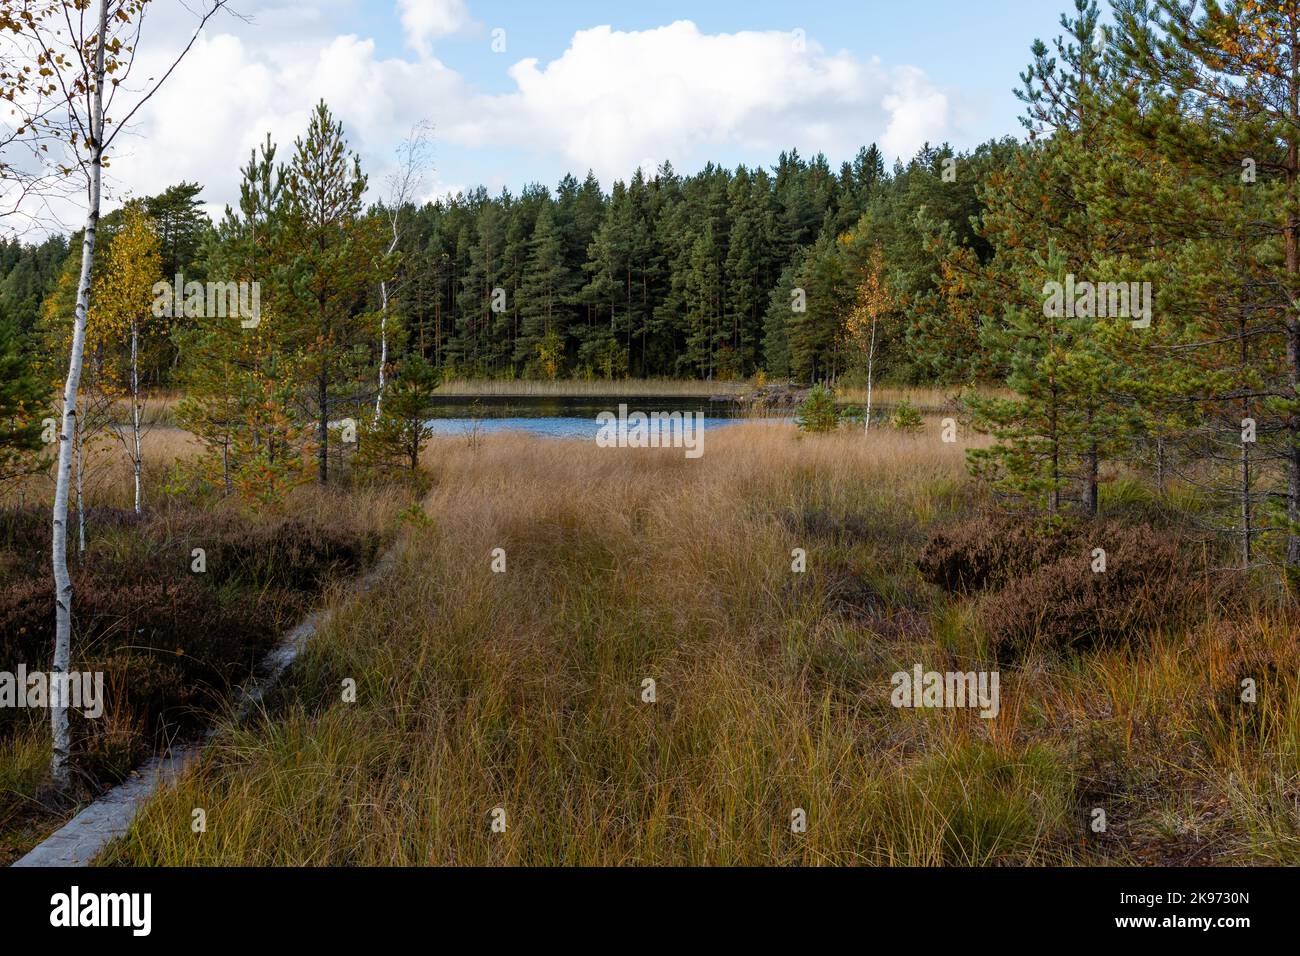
99, 423, 1298, 866
0, 426, 199, 512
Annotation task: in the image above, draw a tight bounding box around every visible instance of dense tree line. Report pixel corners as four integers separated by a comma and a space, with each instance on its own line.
0, 137, 1012, 387
371, 140, 995, 383
946, 0, 1300, 574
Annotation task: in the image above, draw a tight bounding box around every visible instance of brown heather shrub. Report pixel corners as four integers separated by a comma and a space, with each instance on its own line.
0, 567, 286, 746
0, 576, 46, 667
977, 523, 1214, 658
145, 510, 378, 592
916, 514, 1073, 593
0, 503, 377, 770
0, 505, 376, 593
0, 507, 51, 562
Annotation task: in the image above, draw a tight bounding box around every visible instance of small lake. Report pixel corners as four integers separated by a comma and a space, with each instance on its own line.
425, 395, 793, 439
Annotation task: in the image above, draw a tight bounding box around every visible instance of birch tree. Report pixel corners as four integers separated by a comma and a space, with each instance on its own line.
375, 122, 431, 420
92, 199, 160, 513
843, 246, 892, 433
38, 246, 114, 553
1, 0, 229, 787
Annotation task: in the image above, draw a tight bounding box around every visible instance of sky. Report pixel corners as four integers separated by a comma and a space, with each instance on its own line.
50, 0, 1078, 229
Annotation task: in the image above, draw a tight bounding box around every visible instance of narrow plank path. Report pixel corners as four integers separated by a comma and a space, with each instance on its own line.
13, 548, 397, 867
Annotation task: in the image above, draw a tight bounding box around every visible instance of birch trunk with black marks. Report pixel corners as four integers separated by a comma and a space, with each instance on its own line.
51, 0, 108, 788
375, 211, 400, 421
131, 318, 142, 514
863, 313, 877, 434
375, 274, 391, 420
74, 415, 85, 555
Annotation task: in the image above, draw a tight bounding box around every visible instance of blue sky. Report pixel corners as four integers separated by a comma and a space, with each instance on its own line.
403, 0, 1062, 100
99, 1, 1087, 221
369, 0, 1061, 189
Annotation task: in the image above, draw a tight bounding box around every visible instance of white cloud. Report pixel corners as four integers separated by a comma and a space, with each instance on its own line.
397, 0, 476, 57
880, 66, 951, 159
461, 21, 951, 182
24, 10, 961, 234
102, 31, 469, 224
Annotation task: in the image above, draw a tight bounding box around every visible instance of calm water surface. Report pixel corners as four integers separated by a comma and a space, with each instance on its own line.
425, 395, 792, 439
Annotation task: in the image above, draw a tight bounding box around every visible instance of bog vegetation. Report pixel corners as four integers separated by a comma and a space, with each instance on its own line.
100, 429, 1300, 865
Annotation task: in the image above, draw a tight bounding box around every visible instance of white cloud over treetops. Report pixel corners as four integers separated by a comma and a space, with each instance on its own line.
35, 4, 968, 232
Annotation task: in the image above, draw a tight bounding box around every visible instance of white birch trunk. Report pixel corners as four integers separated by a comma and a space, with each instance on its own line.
375, 276, 390, 421
51, 0, 108, 788
75, 415, 85, 555
864, 315, 877, 435
375, 127, 430, 420
131, 318, 142, 514
374, 222, 400, 421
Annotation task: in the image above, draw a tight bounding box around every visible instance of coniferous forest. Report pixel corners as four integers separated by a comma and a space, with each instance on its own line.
2, 140, 992, 384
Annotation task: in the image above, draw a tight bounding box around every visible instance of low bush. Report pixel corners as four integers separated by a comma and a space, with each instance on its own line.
0, 568, 288, 747
977, 522, 1213, 657
918, 514, 1222, 657
916, 514, 1072, 594
149, 511, 377, 592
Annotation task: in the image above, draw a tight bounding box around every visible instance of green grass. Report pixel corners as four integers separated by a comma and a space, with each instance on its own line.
0, 726, 62, 865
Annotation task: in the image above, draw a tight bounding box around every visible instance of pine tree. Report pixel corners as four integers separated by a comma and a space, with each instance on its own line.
762, 255, 805, 379
936, 1, 1135, 517
787, 232, 853, 383
967, 249, 1082, 518
577, 208, 623, 376
455, 194, 505, 376
145, 181, 210, 281
516, 200, 569, 376
357, 355, 437, 475
177, 134, 310, 505
1105, 0, 1300, 570
683, 225, 722, 377
281, 101, 385, 484
725, 168, 775, 374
